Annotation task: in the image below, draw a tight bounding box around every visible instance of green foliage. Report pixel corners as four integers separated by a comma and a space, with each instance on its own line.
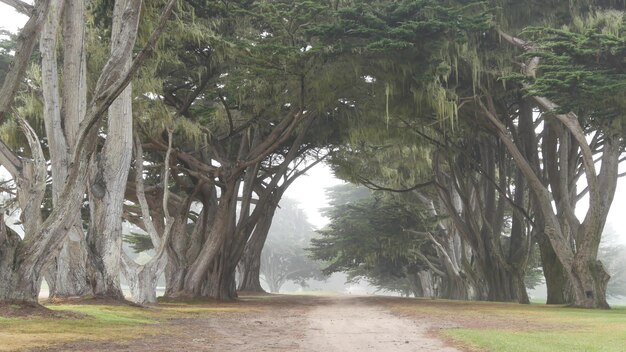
522, 10, 626, 127
0, 30, 16, 84
310, 0, 491, 125
123, 232, 154, 254
313, 0, 490, 51
524, 244, 545, 290
0, 32, 44, 155
310, 184, 441, 295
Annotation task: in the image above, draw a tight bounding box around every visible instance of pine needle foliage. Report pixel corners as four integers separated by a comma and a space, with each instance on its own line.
523, 10, 626, 128
310, 185, 442, 294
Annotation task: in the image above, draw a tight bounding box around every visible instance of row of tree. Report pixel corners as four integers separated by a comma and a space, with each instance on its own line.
310, 1, 626, 309
312, 185, 626, 301
0, 0, 624, 309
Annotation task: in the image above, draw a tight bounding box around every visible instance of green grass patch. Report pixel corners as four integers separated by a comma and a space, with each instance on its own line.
447, 327, 626, 352
0, 301, 253, 351
48, 304, 159, 325
0, 305, 164, 351
391, 298, 626, 352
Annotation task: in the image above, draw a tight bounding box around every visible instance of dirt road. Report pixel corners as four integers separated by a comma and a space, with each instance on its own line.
304, 296, 460, 351
38, 295, 461, 351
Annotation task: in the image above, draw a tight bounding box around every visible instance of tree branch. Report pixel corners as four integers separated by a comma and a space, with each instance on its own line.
357, 177, 434, 193
0, 0, 50, 122
0, 139, 22, 177
133, 134, 163, 248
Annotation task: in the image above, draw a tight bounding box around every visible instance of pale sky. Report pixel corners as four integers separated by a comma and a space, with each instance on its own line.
284, 163, 344, 228
0, 4, 28, 33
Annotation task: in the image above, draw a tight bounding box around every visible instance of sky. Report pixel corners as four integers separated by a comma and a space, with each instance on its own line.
0, 4, 27, 33
1, 5, 626, 242
284, 163, 344, 228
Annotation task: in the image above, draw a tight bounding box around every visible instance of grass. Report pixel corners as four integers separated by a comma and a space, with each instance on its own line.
447, 328, 626, 352
0, 305, 159, 351
0, 301, 253, 351
388, 298, 626, 352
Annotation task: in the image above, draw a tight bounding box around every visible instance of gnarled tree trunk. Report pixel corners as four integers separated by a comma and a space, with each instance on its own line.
238, 214, 273, 292
38, 0, 90, 299
86, 0, 138, 299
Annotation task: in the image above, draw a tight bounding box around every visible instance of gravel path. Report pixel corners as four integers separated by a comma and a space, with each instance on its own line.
304, 296, 460, 351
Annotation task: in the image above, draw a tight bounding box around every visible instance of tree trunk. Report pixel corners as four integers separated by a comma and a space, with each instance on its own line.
48, 240, 90, 299
201, 251, 238, 300
569, 250, 611, 309
172, 186, 236, 300
433, 143, 528, 303
421, 194, 475, 300
0, 0, 172, 306
180, 182, 237, 297
48, 0, 92, 299
238, 235, 266, 292
128, 267, 160, 305
121, 256, 166, 305
493, 31, 619, 309
0, 219, 40, 303
537, 233, 571, 304
165, 201, 211, 297
237, 199, 278, 293
479, 94, 617, 308
39, 0, 91, 299
86, 0, 138, 299
416, 271, 435, 297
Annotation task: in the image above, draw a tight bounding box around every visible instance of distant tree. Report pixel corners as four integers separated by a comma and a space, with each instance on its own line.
260, 198, 323, 293
0, 31, 16, 84
600, 227, 626, 298
524, 244, 545, 290
310, 185, 443, 297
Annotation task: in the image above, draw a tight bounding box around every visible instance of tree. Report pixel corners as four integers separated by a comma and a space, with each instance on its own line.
256, 198, 323, 293
0, 0, 177, 304
474, 10, 626, 307
311, 185, 447, 298
39, 0, 91, 300
141, 0, 363, 300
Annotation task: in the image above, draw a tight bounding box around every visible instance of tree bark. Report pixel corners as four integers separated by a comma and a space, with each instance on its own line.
41, 0, 92, 300
0, 216, 40, 303
537, 232, 572, 304
86, 0, 139, 299
178, 179, 238, 298
237, 214, 273, 292
433, 140, 529, 303
164, 192, 213, 297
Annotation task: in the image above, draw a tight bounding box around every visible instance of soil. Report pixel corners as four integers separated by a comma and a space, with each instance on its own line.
0, 302, 84, 319
33, 295, 464, 352
304, 296, 460, 351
